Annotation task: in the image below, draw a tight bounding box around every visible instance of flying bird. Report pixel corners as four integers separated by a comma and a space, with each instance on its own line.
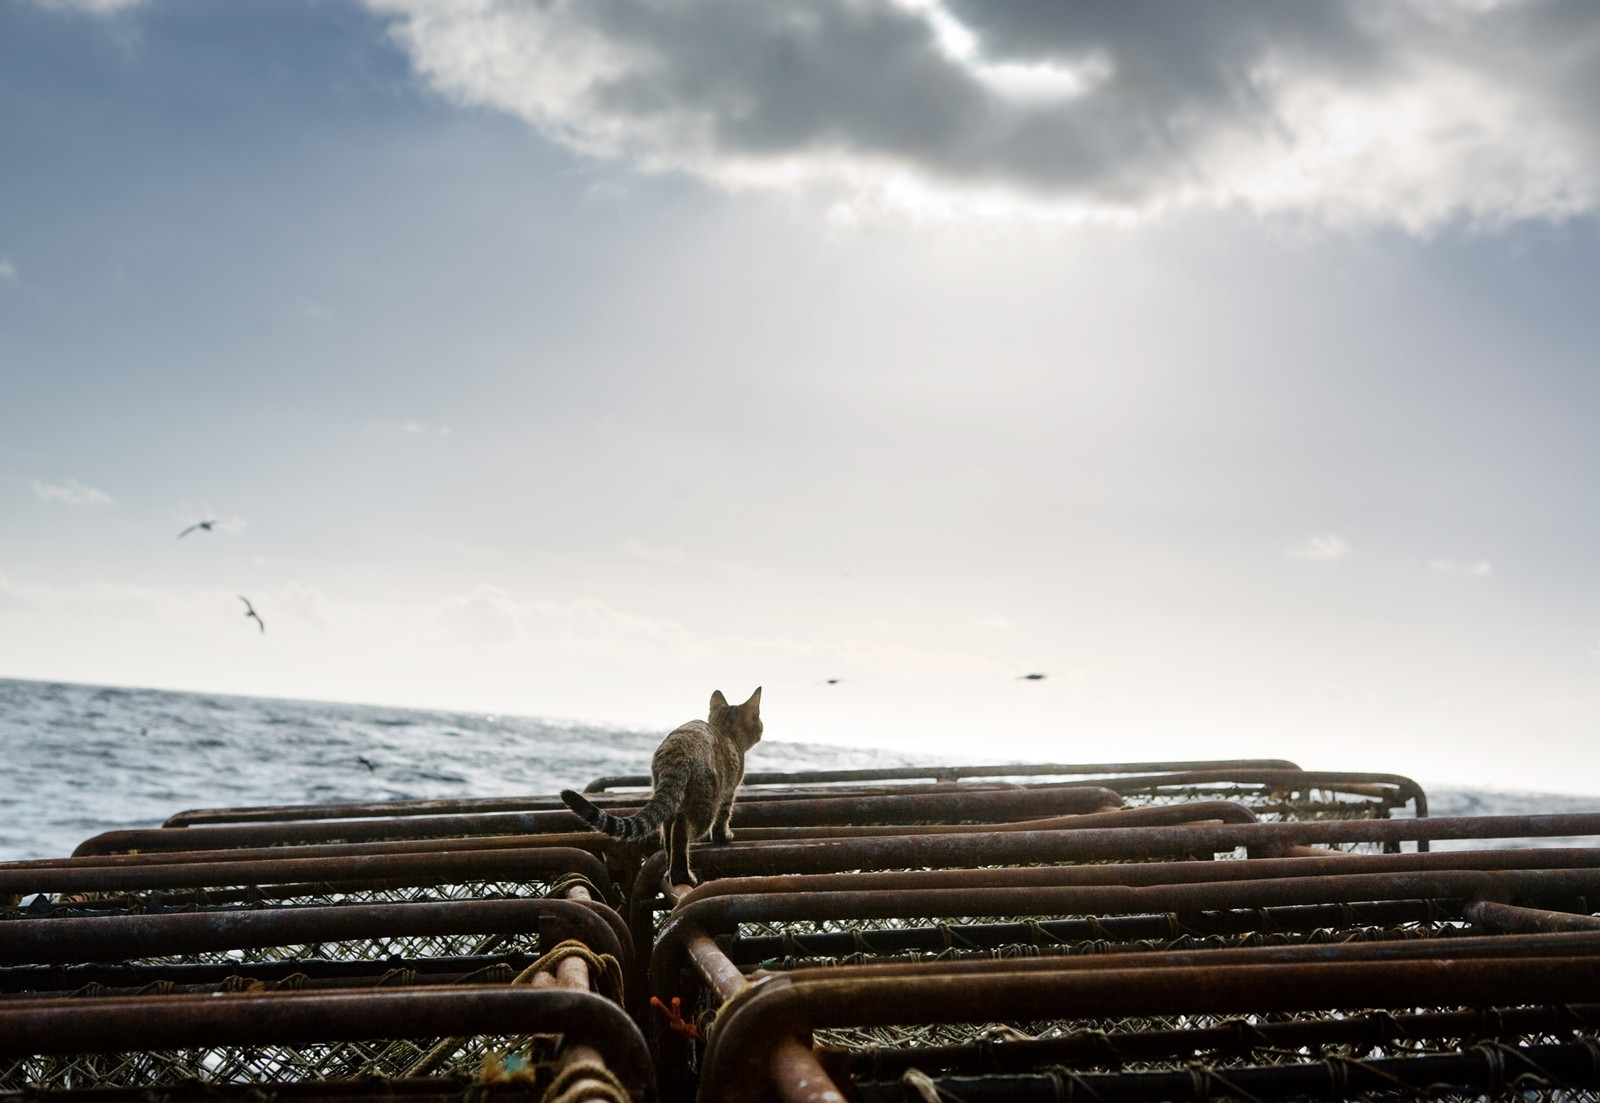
357, 756, 377, 772
823, 678, 845, 685
177, 520, 221, 538
238, 595, 265, 633
1017, 673, 1046, 681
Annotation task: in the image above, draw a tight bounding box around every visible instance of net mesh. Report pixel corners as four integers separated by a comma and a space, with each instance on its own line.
0, 1033, 559, 1091
3, 880, 557, 921
820, 1005, 1600, 1068
733, 904, 1473, 971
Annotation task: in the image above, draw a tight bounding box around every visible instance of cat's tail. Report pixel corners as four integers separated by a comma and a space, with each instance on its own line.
561, 767, 688, 840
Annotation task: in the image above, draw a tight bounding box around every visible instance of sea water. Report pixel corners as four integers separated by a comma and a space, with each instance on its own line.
0, 676, 1592, 862
0, 677, 927, 861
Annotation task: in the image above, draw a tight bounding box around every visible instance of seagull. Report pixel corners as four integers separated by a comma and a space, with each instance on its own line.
1017, 673, 1046, 681
177, 520, 221, 539
238, 595, 265, 633
357, 756, 377, 772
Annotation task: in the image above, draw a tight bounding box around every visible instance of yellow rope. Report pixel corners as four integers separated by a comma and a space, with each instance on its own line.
539, 1057, 632, 1103
512, 939, 625, 1003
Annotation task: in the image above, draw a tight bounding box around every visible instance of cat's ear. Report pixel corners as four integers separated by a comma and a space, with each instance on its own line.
709, 690, 729, 713
742, 687, 762, 714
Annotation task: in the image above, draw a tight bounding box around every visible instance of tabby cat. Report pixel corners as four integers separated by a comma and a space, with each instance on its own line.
560, 687, 762, 886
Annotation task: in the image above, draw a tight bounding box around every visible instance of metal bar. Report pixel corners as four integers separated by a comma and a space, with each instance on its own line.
1, 846, 611, 899
77, 786, 1123, 857
727, 801, 1258, 841
1465, 898, 1600, 933
0, 898, 622, 968
681, 846, 1600, 901
583, 760, 1304, 792
159, 781, 1115, 827
725, 898, 1453, 963
686, 927, 750, 1003
634, 811, 1600, 896
0, 1083, 530, 1103
0, 953, 542, 993
2, 833, 613, 870
660, 867, 1600, 937
0, 987, 653, 1099
771, 1037, 849, 1103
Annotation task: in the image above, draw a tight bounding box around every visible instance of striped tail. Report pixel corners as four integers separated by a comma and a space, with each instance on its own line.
561, 768, 688, 839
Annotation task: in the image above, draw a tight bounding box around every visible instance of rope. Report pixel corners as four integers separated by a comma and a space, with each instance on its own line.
453, 961, 516, 986
547, 872, 609, 903
1322, 1052, 1419, 1096
1053, 1067, 1110, 1103
900, 1067, 968, 1103
540, 1057, 632, 1103
511, 939, 625, 1003
1185, 1064, 1263, 1103
1476, 1039, 1577, 1093
405, 940, 624, 1077
1026, 920, 1063, 947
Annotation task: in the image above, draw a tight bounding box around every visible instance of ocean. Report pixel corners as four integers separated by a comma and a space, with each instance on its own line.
1, 676, 1594, 863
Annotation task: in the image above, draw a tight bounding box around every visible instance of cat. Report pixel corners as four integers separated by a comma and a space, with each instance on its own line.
560, 687, 762, 886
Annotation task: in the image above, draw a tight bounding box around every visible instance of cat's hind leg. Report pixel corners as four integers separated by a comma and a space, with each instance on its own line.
667, 812, 698, 886
711, 798, 735, 845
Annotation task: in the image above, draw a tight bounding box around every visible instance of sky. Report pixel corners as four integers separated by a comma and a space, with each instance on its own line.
2, 0, 1600, 791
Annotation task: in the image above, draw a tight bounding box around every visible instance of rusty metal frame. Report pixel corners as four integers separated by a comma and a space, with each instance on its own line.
0, 987, 653, 1100
0, 897, 626, 974
625, 811, 1600, 978
160, 764, 1273, 829
0, 951, 548, 996
3, 846, 614, 902
158, 780, 1108, 828
78, 785, 1124, 857
827, 999, 1600, 1082
698, 947, 1600, 1102
651, 866, 1600, 999
845, 1041, 1600, 1102
670, 844, 1600, 906
647, 848, 1600, 1099
582, 759, 1304, 793
154, 761, 1411, 831
4, 831, 616, 870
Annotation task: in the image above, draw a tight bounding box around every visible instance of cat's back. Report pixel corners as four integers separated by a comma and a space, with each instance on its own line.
653, 718, 715, 768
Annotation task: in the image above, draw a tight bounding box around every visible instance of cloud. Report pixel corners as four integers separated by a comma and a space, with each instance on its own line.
22, 0, 144, 12
0, 260, 19, 285
743, 634, 1015, 683
1432, 558, 1493, 577
1288, 534, 1349, 561
32, 477, 113, 506
367, 419, 453, 437
365, 0, 1600, 229
388, 419, 453, 436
